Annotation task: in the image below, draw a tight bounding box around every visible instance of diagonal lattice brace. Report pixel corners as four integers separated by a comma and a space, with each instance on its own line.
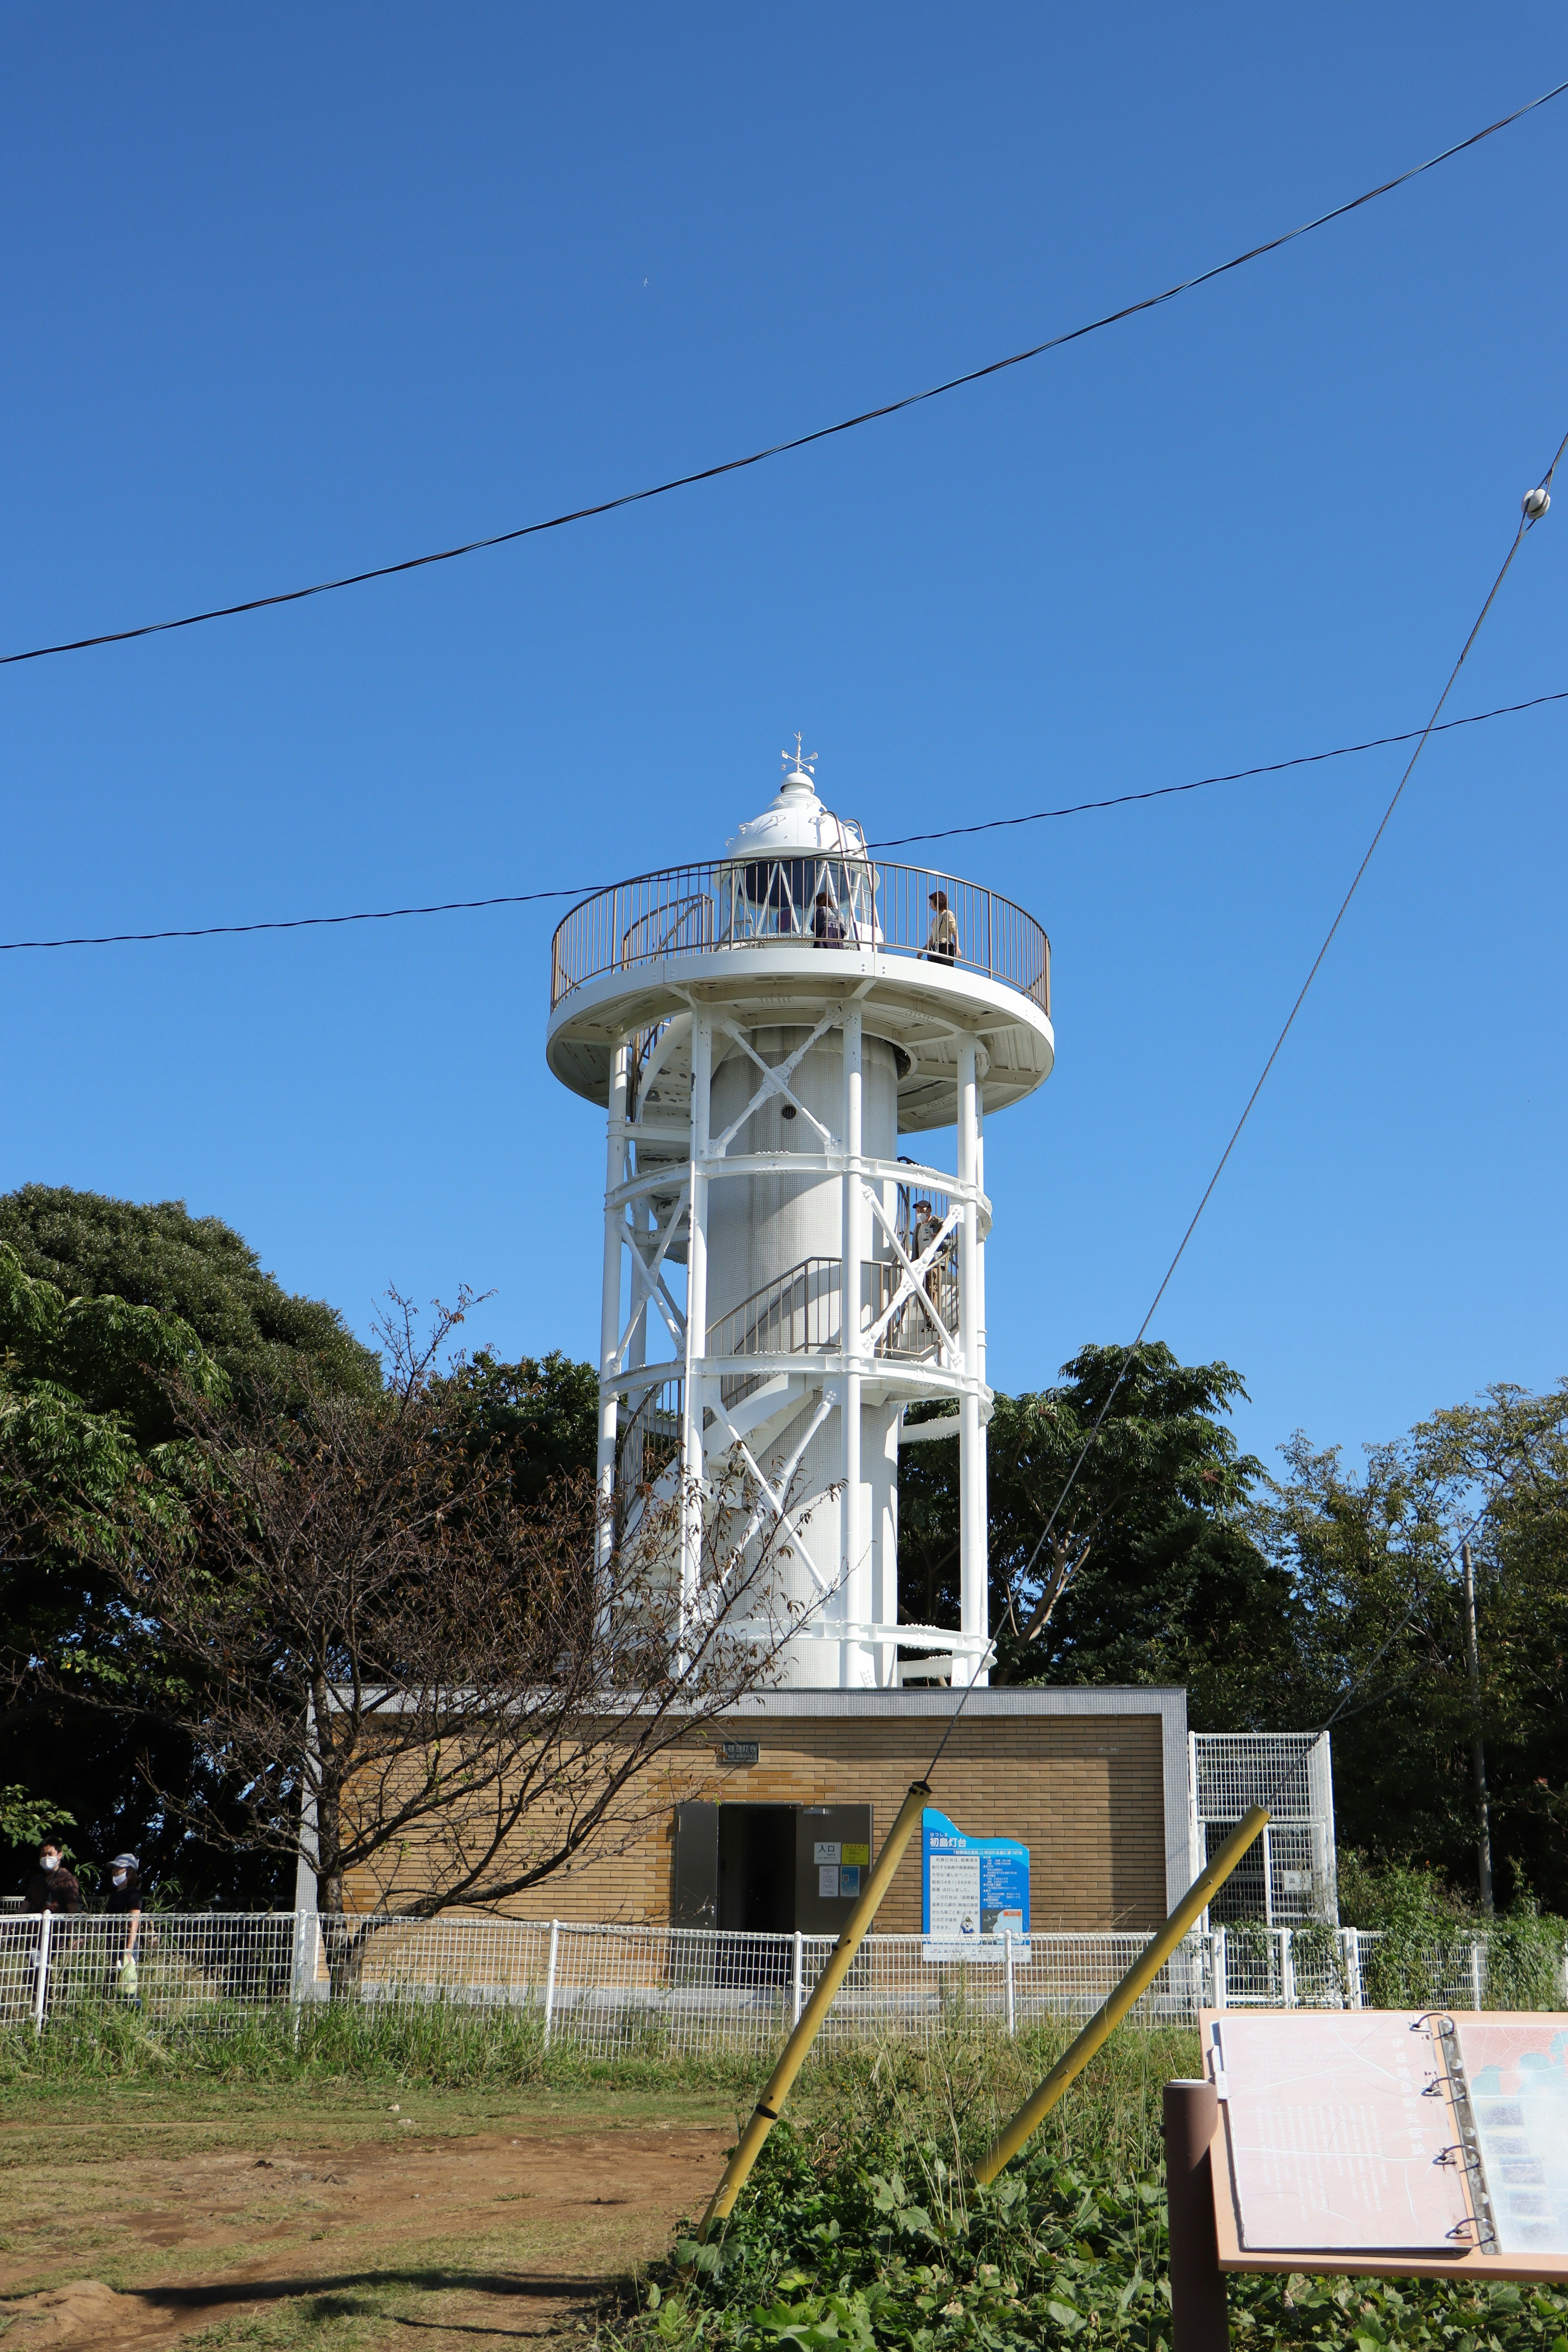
860, 1187, 962, 1359
713, 1391, 835, 1590
708, 1009, 840, 1157
617, 1194, 688, 1363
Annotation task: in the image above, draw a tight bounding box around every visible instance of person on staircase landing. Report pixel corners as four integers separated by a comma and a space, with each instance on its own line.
924, 889, 959, 963
909, 1201, 947, 1334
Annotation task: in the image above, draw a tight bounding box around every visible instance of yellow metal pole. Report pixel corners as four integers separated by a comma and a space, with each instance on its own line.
700, 1779, 931, 2236
973, 1804, 1269, 2187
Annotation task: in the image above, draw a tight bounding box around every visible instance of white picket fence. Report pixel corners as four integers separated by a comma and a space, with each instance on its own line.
5, 1909, 1561, 2051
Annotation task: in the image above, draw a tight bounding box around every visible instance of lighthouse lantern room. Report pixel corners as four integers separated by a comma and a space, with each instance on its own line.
546, 746, 1054, 1689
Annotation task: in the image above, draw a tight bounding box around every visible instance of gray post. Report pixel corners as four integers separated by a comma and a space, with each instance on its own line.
1164, 2078, 1228, 2352
1460, 1541, 1495, 1916
542, 1919, 560, 2048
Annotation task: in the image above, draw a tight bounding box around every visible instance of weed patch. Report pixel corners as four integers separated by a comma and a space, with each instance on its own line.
610, 2036, 1568, 2350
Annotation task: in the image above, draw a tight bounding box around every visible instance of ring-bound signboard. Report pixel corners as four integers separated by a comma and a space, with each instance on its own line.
1203, 2010, 1568, 2281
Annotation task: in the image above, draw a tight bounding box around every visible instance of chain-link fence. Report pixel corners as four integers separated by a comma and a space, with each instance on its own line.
3, 1910, 1560, 2049
1190, 1732, 1339, 1924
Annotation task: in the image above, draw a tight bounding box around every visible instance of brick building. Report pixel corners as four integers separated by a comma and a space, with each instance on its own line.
336, 1686, 1189, 1934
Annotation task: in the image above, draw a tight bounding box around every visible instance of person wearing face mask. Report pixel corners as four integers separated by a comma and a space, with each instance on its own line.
21, 1838, 83, 1918
20, 1838, 82, 2019
103, 1853, 143, 2005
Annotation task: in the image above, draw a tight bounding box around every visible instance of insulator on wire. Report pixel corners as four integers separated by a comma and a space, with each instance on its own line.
1522, 486, 1551, 521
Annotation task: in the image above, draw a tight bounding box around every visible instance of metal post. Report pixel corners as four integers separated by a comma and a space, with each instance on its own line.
1279, 1926, 1295, 2009
1341, 1927, 1363, 2009
791, 1931, 804, 2029
1260, 1826, 1274, 1927
1004, 1928, 1016, 2038
973, 1089, 987, 1395
1460, 1541, 1495, 1916
542, 1919, 560, 2048
597, 1041, 630, 1625
682, 1015, 713, 1634
32, 1911, 53, 2034
701, 1780, 931, 2234
842, 1005, 865, 1685
1470, 1940, 1485, 2011
976, 1809, 1267, 2185
1213, 1927, 1227, 2012
956, 1035, 987, 1686
290, 1907, 310, 2039
1163, 2078, 1229, 2352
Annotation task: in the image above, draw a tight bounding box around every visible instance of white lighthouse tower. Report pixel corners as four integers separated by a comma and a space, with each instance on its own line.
545, 746, 1054, 1689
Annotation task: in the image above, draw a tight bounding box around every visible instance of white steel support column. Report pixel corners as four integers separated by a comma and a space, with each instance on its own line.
596, 1041, 631, 1617
957, 1035, 988, 1686
974, 1090, 987, 1393
841, 1006, 866, 1685
681, 1013, 713, 1627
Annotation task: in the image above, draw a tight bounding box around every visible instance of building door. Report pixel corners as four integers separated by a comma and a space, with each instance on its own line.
674, 1799, 876, 1936
795, 1804, 874, 1933
717, 1803, 797, 1933
672, 1801, 718, 1927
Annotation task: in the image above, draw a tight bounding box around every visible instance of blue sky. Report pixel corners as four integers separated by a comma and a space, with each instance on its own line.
2, 2, 1564, 1474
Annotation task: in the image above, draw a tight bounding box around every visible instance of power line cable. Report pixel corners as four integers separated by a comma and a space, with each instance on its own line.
866, 685, 1568, 850
1, 681, 1562, 955
924, 452, 1564, 1786
4, 80, 1565, 673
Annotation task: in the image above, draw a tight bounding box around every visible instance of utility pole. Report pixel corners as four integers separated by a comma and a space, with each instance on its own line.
1459, 1539, 1494, 1917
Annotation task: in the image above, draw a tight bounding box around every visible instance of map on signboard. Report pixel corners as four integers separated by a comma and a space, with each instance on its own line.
921, 1807, 1029, 1962
1455, 2020, 1568, 2255
1214, 2012, 1476, 2253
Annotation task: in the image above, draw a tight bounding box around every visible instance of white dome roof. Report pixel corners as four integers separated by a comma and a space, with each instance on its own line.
724, 749, 864, 862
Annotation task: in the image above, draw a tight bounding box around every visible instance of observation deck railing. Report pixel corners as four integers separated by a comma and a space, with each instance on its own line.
550, 855, 1050, 1015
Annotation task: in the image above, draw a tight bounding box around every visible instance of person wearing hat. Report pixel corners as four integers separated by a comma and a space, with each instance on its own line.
104, 1853, 144, 2005
924, 889, 958, 964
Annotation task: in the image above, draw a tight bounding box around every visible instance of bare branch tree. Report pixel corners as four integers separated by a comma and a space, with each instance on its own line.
62, 1296, 827, 1960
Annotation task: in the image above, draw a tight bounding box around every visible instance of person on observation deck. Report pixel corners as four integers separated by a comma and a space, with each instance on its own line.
812, 889, 845, 946
924, 890, 958, 963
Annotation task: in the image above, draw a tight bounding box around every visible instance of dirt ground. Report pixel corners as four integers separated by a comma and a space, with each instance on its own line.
0, 2084, 738, 2350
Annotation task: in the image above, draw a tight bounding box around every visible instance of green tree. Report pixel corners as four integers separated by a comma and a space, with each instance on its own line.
899, 1341, 1297, 1723
1, 1202, 604, 1908
434, 1348, 599, 1498
1258, 1381, 1568, 1912
0, 1238, 226, 1893
0, 1186, 377, 1905
0, 1185, 381, 1410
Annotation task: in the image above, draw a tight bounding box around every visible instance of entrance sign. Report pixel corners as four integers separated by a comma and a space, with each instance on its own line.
920, 1807, 1029, 1961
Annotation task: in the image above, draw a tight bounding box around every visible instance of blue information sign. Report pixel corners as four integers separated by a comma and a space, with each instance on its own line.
921, 1806, 1031, 1960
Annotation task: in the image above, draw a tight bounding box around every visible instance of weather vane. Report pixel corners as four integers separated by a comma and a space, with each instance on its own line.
781, 732, 818, 777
